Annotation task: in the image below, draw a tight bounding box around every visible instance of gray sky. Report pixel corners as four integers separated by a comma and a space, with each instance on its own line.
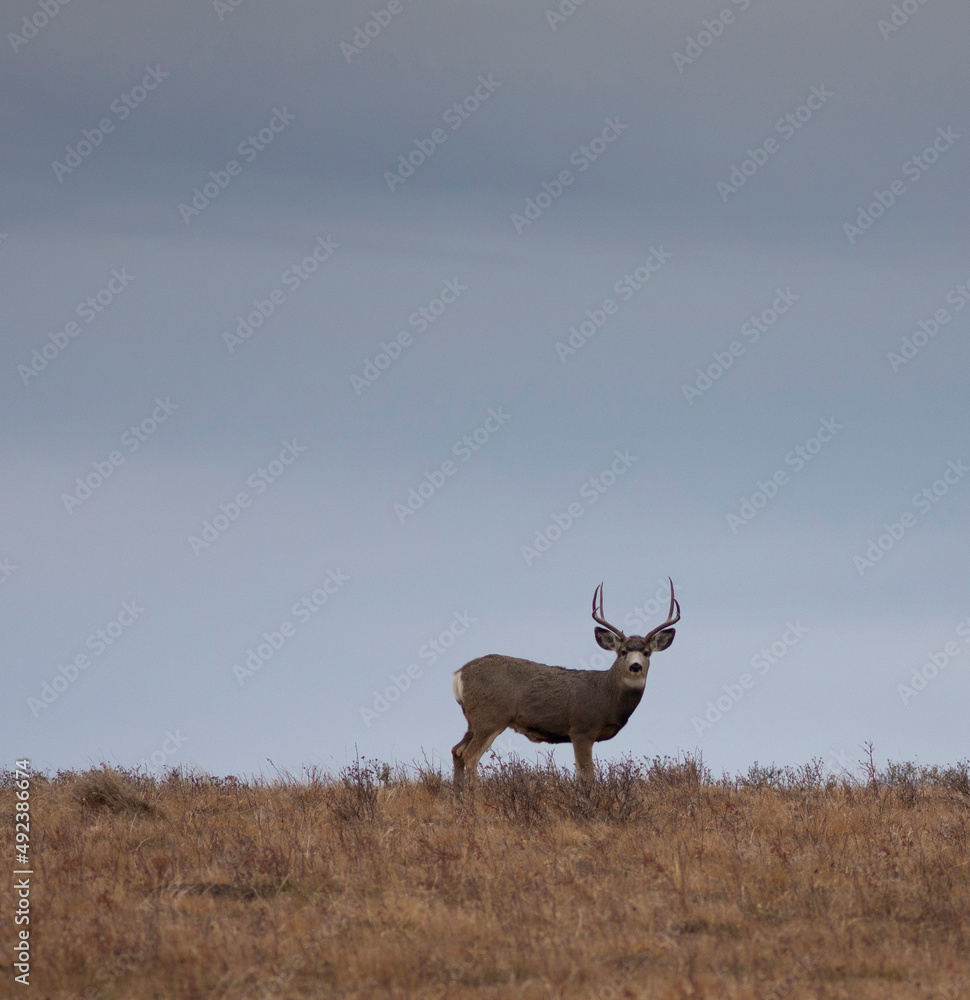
3, 0, 968, 780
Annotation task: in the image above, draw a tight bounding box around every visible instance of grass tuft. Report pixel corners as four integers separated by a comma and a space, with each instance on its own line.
71, 765, 157, 816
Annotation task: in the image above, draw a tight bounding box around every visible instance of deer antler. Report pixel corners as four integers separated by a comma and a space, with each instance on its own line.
643, 577, 680, 643
592, 583, 626, 639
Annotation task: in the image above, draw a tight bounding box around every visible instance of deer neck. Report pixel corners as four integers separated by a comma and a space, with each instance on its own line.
606, 669, 645, 722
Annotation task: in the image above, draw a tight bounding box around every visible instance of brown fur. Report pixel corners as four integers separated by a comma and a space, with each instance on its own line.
452, 610, 676, 789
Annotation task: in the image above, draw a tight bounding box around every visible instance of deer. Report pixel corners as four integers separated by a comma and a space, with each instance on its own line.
451, 579, 680, 789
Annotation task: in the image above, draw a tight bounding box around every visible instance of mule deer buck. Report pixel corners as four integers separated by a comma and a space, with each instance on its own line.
451, 579, 680, 788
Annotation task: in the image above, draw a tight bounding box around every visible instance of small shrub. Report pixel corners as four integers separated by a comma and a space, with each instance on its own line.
741, 761, 785, 789
73, 766, 156, 816
328, 757, 388, 822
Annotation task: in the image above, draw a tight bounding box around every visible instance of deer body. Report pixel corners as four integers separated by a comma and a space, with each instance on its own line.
454, 655, 646, 744
451, 581, 679, 787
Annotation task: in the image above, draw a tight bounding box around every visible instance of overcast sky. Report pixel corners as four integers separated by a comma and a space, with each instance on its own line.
3, 0, 968, 781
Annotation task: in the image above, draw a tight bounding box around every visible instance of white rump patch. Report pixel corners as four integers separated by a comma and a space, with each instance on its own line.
451, 670, 464, 706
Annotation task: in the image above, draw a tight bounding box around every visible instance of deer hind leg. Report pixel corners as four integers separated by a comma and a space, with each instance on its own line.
452, 729, 473, 788
453, 728, 503, 789
571, 737, 596, 787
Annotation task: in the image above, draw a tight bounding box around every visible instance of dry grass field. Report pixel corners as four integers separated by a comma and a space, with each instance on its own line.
2, 753, 969, 1000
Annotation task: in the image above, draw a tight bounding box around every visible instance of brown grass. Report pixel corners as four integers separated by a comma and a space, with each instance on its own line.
2, 754, 969, 999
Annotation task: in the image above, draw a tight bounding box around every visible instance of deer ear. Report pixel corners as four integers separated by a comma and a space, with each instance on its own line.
649, 628, 675, 651
594, 627, 621, 650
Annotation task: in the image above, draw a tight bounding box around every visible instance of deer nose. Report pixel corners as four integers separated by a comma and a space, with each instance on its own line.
629, 663, 642, 673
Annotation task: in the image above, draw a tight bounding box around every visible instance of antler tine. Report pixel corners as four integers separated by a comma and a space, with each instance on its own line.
644, 577, 680, 642
591, 582, 625, 638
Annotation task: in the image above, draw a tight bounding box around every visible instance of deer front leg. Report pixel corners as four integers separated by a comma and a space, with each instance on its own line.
571, 737, 595, 786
